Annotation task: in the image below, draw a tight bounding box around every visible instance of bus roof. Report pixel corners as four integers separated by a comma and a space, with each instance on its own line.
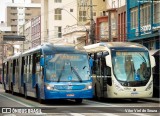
22, 43, 86, 55
84, 42, 148, 53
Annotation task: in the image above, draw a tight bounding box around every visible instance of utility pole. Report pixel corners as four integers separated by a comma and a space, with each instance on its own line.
89, 0, 95, 44
108, 11, 112, 42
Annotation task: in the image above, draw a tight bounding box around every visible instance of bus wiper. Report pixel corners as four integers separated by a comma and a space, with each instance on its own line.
57, 65, 65, 82
71, 66, 82, 82
138, 53, 146, 63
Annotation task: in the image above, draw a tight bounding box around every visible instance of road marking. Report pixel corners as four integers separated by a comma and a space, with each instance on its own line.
130, 113, 151, 116
0, 94, 46, 115
0, 94, 31, 107
69, 113, 86, 116
83, 99, 117, 107
98, 113, 119, 116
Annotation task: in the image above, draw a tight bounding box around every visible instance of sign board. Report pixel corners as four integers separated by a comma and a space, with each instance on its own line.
3, 35, 25, 41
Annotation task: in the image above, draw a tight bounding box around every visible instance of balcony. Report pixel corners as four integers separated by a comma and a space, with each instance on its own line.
11, 26, 17, 31
11, 15, 18, 19
11, 21, 18, 25
25, 15, 31, 19
10, 9, 18, 14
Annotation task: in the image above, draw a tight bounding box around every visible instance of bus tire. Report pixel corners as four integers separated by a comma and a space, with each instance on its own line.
24, 84, 28, 99
4, 84, 7, 93
94, 84, 98, 99
75, 99, 83, 104
36, 86, 44, 104
11, 83, 14, 95
131, 98, 138, 102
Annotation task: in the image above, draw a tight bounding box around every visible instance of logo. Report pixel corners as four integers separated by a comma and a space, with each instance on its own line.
133, 88, 136, 91
68, 82, 72, 86
2, 108, 11, 113
68, 76, 72, 81
67, 82, 72, 90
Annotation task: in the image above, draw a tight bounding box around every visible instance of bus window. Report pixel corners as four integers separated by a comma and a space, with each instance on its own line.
125, 55, 135, 81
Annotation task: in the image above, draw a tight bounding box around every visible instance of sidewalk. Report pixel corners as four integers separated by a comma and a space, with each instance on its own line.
140, 97, 160, 103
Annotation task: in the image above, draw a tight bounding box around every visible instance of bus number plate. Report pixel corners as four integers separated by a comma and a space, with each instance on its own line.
67, 94, 74, 97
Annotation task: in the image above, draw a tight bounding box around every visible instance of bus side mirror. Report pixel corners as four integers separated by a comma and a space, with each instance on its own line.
40, 57, 45, 67
105, 55, 112, 67
150, 55, 155, 68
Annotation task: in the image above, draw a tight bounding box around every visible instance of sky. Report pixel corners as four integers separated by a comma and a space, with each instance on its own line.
0, 0, 31, 22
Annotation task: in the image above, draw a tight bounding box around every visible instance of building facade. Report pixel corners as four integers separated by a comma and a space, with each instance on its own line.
41, 0, 78, 44
6, 3, 41, 35
95, 0, 126, 42
117, 5, 126, 42
31, 16, 41, 48
19, 21, 31, 52
126, 0, 160, 50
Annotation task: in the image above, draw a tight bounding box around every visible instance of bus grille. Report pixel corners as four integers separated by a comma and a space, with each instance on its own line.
54, 85, 85, 90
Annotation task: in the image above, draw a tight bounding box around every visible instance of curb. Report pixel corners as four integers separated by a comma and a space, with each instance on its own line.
140, 98, 160, 103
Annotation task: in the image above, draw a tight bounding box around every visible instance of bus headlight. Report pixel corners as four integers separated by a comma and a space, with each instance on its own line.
145, 81, 153, 91
45, 84, 54, 90
85, 83, 92, 90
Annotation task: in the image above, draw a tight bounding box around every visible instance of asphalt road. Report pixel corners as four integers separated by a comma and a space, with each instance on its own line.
0, 84, 159, 116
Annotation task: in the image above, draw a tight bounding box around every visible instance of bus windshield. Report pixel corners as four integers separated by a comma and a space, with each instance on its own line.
46, 54, 90, 82
112, 51, 151, 82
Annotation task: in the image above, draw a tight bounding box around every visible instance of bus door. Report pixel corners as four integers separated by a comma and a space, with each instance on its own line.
15, 59, 19, 90
32, 53, 41, 88
99, 55, 111, 97
27, 55, 32, 91
9, 60, 13, 90
3, 62, 7, 89
92, 52, 105, 98
21, 57, 25, 87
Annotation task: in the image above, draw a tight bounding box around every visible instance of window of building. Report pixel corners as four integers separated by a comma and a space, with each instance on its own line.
54, 26, 62, 38
93, 12, 96, 16
11, 13, 17, 15
11, 25, 17, 27
54, 8, 62, 20
25, 19, 29, 22
131, 7, 138, 29
100, 11, 106, 16
70, 9, 73, 12
19, 19, 23, 21
54, 0, 61, 3
11, 7, 16, 10
79, 11, 87, 22
26, 13, 31, 16
140, 3, 151, 27
154, 2, 160, 23
26, 8, 30, 10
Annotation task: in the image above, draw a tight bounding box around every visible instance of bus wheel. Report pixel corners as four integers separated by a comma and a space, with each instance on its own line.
4, 84, 8, 93
24, 84, 28, 99
75, 99, 83, 104
11, 83, 14, 95
94, 84, 98, 99
131, 98, 138, 102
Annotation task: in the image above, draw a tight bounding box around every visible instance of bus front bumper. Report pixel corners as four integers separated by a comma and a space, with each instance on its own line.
45, 89, 93, 99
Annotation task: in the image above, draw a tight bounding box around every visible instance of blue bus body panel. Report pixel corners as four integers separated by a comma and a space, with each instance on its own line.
44, 81, 93, 99
45, 89, 92, 99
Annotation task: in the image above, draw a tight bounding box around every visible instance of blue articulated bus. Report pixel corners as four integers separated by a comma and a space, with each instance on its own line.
2, 43, 93, 103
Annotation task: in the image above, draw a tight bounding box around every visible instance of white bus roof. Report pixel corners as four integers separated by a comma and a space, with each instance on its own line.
84, 42, 147, 53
